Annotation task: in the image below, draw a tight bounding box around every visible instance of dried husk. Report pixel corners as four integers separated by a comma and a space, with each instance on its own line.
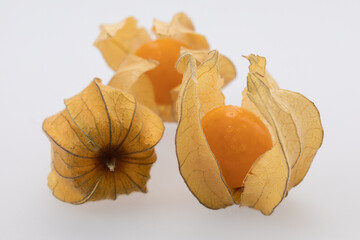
43, 79, 164, 204
175, 53, 323, 214
94, 17, 152, 71
175, 51, 234, 209
95, 13, 236, 121
152, 12, 209, 50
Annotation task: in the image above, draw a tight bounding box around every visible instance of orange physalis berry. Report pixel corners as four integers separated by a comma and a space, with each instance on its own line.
201, 105, 273, 188
135, 38, 188, 105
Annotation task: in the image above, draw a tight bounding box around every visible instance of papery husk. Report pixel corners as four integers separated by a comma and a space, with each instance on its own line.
168, 48, 236, 121
175, 53, 323, 215
240, 55, 323, 214
175, 51, 234, 209
108, 55, 159, 116
43, 79, 164, 204
179, 48, 236, 87
95, 13, 236, 122
153, 12, 209, 50
94, 17, 151, 71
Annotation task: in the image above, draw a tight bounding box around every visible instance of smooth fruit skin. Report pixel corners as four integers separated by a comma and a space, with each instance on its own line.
201, 105, 273, 188
135, 38, 187, 105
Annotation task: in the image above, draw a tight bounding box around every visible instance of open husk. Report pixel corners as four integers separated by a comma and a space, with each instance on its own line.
175, 52, 323, 215
94, 13, 236, 121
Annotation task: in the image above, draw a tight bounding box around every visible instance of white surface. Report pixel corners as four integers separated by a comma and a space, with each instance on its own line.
0, 0, 359, 239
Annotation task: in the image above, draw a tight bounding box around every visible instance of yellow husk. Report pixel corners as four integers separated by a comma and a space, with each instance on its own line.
175, 53, 323, 215
95, 13, 236, 121
43, 79, 164, 204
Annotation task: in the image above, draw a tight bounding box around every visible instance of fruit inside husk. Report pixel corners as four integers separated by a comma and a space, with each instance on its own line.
201, 105, 273, 188
135, 38, 187, 104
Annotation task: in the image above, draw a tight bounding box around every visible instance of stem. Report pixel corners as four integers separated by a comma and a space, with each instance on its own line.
107, 158, 116, 171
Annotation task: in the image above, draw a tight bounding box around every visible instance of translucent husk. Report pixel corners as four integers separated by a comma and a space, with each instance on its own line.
175, 52, 323, 215
95, 13, 236, 121
43, 79, 164, 204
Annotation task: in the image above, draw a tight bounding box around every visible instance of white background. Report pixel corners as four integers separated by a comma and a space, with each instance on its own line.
1, 0, 359, 239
